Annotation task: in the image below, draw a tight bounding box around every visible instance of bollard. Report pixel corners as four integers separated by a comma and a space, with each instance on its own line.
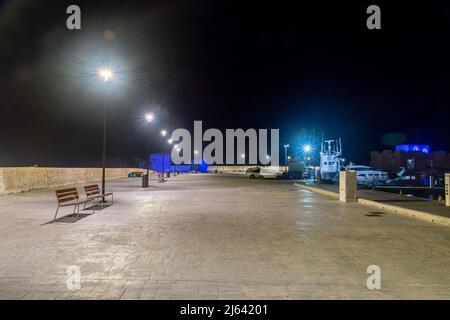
142, 174, 149, 188
339, 169, 357, 202
445, 173, 450, 207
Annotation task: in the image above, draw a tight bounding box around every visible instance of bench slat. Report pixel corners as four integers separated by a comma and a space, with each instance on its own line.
55, 187, 79, 204
56, 187, 77, 194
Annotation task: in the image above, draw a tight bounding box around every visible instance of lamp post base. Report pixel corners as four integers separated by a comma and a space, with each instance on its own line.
142, 174, 149, 188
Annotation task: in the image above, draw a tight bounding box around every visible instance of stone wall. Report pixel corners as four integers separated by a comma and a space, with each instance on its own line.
0, 167, 146, 195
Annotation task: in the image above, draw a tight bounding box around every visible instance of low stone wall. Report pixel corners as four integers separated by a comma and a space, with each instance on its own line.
0, 167, 146, 195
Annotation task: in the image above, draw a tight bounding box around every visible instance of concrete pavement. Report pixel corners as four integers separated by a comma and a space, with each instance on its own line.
295, 182, 450, 225
0, 174, 450, 299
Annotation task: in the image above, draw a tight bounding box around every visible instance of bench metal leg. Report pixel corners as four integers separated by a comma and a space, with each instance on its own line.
53, 204, 60, 221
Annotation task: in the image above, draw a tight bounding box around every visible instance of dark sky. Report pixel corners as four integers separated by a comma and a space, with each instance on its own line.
1, 0, 450, 167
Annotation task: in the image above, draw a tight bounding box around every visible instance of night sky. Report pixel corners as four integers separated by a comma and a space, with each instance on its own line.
1, 0, 450, 167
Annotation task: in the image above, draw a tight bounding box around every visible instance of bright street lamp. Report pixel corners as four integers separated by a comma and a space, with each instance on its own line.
145, 113, 154, 122
303, 144, 316, 182
160, 129, 168, 182
283, 144, 290, 172
158, 130, 172, 182
143, 112, 155, 187
303, 144, 312, 153
97, 68, 114, 82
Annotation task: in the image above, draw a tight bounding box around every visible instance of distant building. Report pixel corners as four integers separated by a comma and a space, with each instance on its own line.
149, 153, 208, 173
395, 144, 430, 154
371, 145, 450, 174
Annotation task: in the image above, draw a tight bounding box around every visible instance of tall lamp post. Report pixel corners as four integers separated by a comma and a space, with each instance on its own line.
144, 113, 154, 186
97, 68, 114, 202
160, 129, 167, 182
283, 144, 290, 172
168, 139, 173, 176
303, 144, 314, 182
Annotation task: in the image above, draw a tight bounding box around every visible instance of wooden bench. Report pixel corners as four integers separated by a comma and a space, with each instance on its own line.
54, 187, 94, 221
83, 184, 114, 208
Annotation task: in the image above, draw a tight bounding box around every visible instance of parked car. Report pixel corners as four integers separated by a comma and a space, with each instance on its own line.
245, 167, 262, 178
260, 168, 282, 179
128, 171, 144, 178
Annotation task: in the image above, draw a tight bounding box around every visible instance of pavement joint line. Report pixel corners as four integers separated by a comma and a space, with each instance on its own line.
293, 183, 450, 226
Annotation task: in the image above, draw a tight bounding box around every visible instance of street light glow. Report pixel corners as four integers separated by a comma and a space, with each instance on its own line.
168, 139, 173, 144
241, 154, 245, 158
145, 113, 154, 122
97, 68, 114, 82
194, 150, 199, 155
303, 145, 312, 153
161, 129, 167, 137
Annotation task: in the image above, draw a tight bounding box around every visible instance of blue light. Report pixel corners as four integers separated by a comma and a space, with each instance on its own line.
149, 153, 208, 173
396, 144, 430, 154
199, 160, 208, 173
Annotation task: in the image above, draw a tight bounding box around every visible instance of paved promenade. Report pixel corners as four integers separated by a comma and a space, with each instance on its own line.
1, 174, 450, 299
299, 182, 450, 224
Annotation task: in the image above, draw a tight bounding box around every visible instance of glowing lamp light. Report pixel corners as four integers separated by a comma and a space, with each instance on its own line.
145, 113, 154, 122
161, 129, 167, 137
97, 68, 114, 82
303, 145, 312, 153
194, 150, 199, 155
168, 139, 173, 144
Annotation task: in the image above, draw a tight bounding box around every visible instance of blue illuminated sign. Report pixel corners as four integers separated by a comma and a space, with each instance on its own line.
396, 144, 430, 154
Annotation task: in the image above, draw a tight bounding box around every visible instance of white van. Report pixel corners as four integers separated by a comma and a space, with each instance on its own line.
245, 167, 281, 179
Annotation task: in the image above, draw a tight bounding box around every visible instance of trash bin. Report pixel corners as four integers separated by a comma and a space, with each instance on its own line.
142, 174, 149, 188
167, 171, 171, 178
